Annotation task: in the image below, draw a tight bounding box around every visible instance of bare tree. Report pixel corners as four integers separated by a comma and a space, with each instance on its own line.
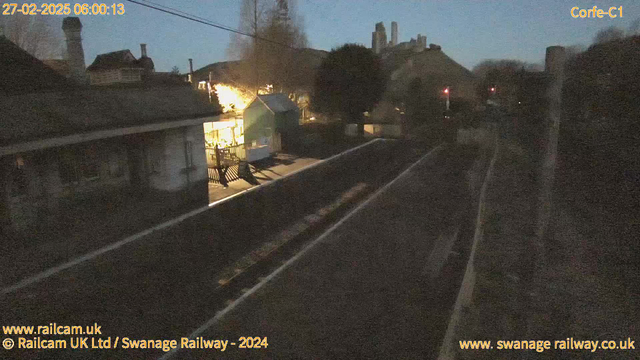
226, 0, 309, 94
0, 15, 63, 59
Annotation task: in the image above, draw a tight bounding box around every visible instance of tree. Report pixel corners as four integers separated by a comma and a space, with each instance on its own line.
406, 78, 427, 124
0, 15, 62, 59
170, 66, 180, 75
564, 35, 640, 124
565, 44, 586, 61
404, 76, 443, 127
312, 44, 386, 133
227, 0, 309, 94
472, 59, 544, 111
593, 26, 625, 44
473, 60, 521, 108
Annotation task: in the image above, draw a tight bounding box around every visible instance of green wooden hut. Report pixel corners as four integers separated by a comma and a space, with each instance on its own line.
243, 94, 300, 151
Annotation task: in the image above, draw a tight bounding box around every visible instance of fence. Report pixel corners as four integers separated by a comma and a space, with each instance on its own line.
345, 124, 403, 138
206, 144, 247, 185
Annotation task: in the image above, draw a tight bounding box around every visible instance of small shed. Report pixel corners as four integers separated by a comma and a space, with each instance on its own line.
243, 94, 300, 151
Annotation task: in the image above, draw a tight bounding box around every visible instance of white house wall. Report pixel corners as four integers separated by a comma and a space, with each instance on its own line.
147, 125, 207, 192
4, 141, 131, 232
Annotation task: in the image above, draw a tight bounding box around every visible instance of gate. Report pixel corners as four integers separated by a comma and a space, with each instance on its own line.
206, 144, 250, 185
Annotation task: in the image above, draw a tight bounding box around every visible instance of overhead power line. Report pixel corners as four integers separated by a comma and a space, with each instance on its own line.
125, 0, 315, 55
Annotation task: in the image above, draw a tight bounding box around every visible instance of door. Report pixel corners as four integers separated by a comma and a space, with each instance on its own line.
126, 136, 148, 191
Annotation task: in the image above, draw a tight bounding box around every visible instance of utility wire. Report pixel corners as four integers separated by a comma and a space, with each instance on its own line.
137, 0, 239, 33
125, 0, 315, 55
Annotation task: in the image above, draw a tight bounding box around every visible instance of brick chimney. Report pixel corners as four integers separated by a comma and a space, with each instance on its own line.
62, 17, 86, 84
140, 43, 147, 57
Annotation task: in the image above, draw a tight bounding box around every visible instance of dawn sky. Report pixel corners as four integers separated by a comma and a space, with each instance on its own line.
41, 0, 640, 72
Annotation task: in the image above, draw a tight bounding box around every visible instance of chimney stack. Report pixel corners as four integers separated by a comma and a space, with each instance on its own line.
140, 43, 147, 57
62, 17, 86, 84
188, 58, 194, 83
391, 21, 398, 47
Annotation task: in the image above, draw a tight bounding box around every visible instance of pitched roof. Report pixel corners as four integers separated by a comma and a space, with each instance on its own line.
42, 59, 70, 77
0, 87, 221, 147
86, 49, 143, 71
0, 36, 73, 95
247, 93, 298, 114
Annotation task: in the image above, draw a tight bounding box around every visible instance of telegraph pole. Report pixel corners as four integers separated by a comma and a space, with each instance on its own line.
254, 0, 259, 95
537, 46, 566, 241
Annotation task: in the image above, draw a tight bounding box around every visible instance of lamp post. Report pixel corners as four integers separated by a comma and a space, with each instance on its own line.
444, 86, 450, 111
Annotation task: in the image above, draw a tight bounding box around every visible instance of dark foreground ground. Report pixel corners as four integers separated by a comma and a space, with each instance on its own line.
1, 139, 487, 359
454, 122, 638, 360
0, 134, 368, 286
179, 144, 484, 360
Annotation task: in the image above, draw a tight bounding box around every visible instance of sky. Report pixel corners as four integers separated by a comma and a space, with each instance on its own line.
33, 0, 640, 72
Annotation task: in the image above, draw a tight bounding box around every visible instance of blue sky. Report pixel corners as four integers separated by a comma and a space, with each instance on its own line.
43, 0, 640, 72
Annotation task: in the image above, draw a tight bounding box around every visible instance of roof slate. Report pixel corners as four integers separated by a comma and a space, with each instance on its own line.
86, 50, 142, 71
247, 93, 298, 114
0, 36, 73, 95
0, 87, 220, 147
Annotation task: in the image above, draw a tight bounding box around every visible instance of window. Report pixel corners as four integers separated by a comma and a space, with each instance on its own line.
80, 146, 100, 180
121, 69, 141, 82
58, 145, 101, 184
109, 149, 126, 177
147, 146, 162, 174
10, 155, 28, 197
90, 71, 118, 85
58, 149, 79, 185
184, 141, 193, 168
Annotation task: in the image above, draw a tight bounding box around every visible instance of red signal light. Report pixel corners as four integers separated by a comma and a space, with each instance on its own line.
444, 88, 449, 94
